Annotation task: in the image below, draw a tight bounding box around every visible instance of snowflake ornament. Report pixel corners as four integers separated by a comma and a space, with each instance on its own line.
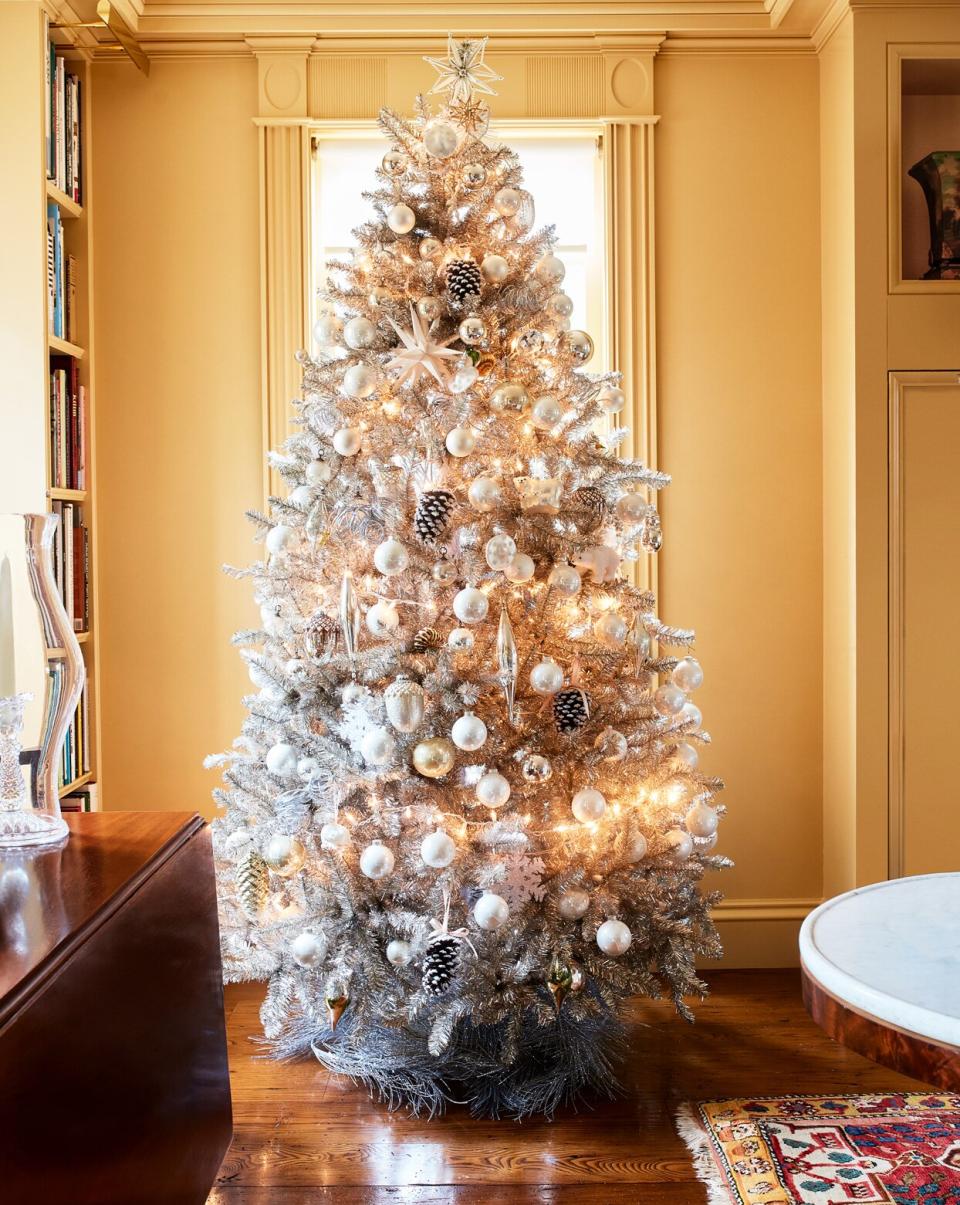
497, 851, 547, 911
385, 305, 461, 388
423, 35, 502, 104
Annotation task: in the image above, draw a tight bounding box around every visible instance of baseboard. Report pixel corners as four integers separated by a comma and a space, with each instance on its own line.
704, 897, 821, 969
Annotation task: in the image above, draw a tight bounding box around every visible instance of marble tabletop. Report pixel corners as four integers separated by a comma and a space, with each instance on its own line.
799, 873, 960, 1049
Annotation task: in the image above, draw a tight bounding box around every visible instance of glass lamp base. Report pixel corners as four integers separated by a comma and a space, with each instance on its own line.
0, 807, 69, 849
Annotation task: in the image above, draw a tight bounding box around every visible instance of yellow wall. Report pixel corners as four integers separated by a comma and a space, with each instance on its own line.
656, 54, 823, 941
92, 58, 261, 814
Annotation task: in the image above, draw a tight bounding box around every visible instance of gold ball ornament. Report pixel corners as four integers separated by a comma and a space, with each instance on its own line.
412, 737, 456, 779
262, 834, 307, 878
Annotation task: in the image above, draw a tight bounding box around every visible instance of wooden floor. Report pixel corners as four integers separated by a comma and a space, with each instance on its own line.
208, 970, 925, 1204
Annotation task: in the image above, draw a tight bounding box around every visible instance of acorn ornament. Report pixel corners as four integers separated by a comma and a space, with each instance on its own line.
446, 257, 482, 307
384, 675, 426, 733
415, 489, 456, 545
553, 688, 590, 735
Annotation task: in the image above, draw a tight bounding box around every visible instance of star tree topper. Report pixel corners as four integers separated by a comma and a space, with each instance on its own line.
423, 35, 502, 104
386, 305, 461, 388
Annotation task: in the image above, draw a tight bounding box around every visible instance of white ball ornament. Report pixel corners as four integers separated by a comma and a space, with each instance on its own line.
423, 119, 459, 158
680, 701, 703, 731
534, 253, 566, 285
474, 891, 510, 930
386, 939, 412, 966
359, 841, 395, 880
481, 254, 509, 283
289, 485, 313, 508
342, 363, 377, 399
530, 658, 564, 696
593, 612, 628, 648
451, 712, 487, 751
596, 918, 632, 956
625, 833, 648, 863
446, 426, 477, 458
290, 932, 325, 968
297, 755, 318, 778
341, 682, 364, 704
531, 395, 563, 431
484, 534, 517, 571
373, 538, 409, 577
615, 492, 648, 523
333, 427, 362, 457
265, 743, 299, 778
386, 203, 416, 234
361, 726, 396, 766
493, 187, 522, 217
665, 829, 694, 861
504, 553, 535, 583
263, 834, 306, 876
685, 801, 719, 838
548, 564, 581, 597
265, 525, 295, 559
654, 683, 687, 716
305, 458, 333, 485
675, 741, 700, 769
558, 889, 590, 919
453, 586, 488, 625
343, 316, 377, 350
598, 385, 626, 415
366, 600, 400, 637
572, 788, 607, 823
468, 477, 501, 511
320, 821, 350, 851
475, 771, 511, 810
420, 829, 456, 869
673, 657, 704, 692
313, 314, 342, 347
448, 627, 474, 652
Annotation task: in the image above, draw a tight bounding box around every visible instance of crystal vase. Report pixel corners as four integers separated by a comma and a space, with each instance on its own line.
0, 514, 84, 847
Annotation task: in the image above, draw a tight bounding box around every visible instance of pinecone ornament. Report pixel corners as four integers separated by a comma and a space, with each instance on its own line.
446, 258, 482, 307
553, 688, 591, 735
412, 626, 442, 653
236, 847, 269, 920
571, 486, 607, 528
422, 932, 462, 996
414, 489, 456, 545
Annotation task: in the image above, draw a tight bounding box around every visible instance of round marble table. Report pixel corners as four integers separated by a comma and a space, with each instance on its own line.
800, 873, 960, 1089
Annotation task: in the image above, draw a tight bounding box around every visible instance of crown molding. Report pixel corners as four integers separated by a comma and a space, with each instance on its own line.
660, 34, 815, 53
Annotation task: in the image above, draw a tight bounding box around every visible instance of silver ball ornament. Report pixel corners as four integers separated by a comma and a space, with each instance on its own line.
342, 363, 377, 399
615, 492, 648, 523
412, 737, 456, 779
462, 162, 487, 188
419, 237, 442, 259
680, 701, 703, 731
593, 611, 628, 648
343, 316, 377, 349
305, 458, 333, 485
558, 889, 590, 919
534, 253, 565, 285
313, 314, 343, 347
458, 315, 487, 345
266, 742, 299, 778
366, 600, 399, 637
386, 939, 412, 966
685, 802, 718, 838
333, 427, 362, 456
546, 291, 574, 319
432, 559, 458, 585
521, 754, 552, 783
468, 477, 501, 512
423, 119, 459, 159
448, 627, 474, 652
531, 395, 563, 430
320, 821, 350, 851
361, 726, 396, 766
665, 829, 694, 861
563, 329, 594, 364
381, 149, 407, 176
529, 658, 564, 696
446, 426, 477, 457
548, 564, 581, 596
489, 382, 530, 413
493, 187, 522, 217
263, 834, 306, 877
290, 932, 325, 968
673, 657, 704, 692
504, 553, 535, 583
598, 385, 626, 414
481, 253, 509, 282
654, 683, 687, 716
415, 296, 442, 322
675, 741, 699, 769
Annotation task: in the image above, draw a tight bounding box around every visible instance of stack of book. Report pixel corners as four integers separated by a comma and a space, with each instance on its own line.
61, 783, 99, 813
51, 500, 89, 633
46, 36, 82, 202
46, 204, 78, 341
49, 357, 86, 489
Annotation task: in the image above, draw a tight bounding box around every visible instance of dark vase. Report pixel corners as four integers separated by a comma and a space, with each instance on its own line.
908, 151, 960, 279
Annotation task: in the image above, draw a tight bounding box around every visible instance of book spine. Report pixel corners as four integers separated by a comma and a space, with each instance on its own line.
58, 367, 67, 488
44, 16, 51, 177
72, 523, 83, 633
69, 359, 79, 489
75, 77, 82, 204
63, 502, 74, 625
66, 254, 76, 345
71, 75, 80, 203
77, 384, 86, 490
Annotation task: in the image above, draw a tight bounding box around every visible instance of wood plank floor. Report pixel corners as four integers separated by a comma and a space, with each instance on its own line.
208, 970, 925, 1204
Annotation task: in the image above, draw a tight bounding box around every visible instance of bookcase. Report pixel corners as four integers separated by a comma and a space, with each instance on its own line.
43, 16, 101, 811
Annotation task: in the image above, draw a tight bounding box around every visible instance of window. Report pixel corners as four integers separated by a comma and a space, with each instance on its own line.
309, 126, 607, 367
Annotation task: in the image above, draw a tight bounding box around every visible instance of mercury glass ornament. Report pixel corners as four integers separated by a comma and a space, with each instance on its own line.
685, 801, 718, 838
468, 477, 501, 511
546, 292, 574, 320
534, 253, 566, 285
558, 888, 590, 919
474, 891, 509, 930
333, 427, 362, 457
415, 296, 442, 322
485, 534, 516, 570
489, 382, 530, 413
595, 727, 628, 762
615, 492, 648, 524
675, 740, 699, 769
625, 832, 648, 863
448, 627, 474, 652
598, 384, 626, 414
412, 736, 456, 779
342, 363, 377, 399
373, 537, 409, 577
521, 754, 552, 784
451, 712, 487, 751
384, 675, 426, 733
654, 683, 686, 716
548, 563, 581, 597
361, 726, 396, 766
386, 939, 412, 966
343, 316, 377, 349
593, 612, 628, 648
563, 329, 594, 364
382, 149, 407, 176
359, 841, 395, 880
596, 918, 632, 956
313, 314, 343, 347
386, 203, 416, 234
263, 834, 306, 877
423, 119, 459, 158
673, 657, 704, 692
475, 771, 511, 809
665, 829, 694, 861
504, 553, 535, 583
446, 426, 477, 457
481, 253, 509, 283
419, 237, 442, 259
531, 395, 563, 431
462, 162, 487, 188
432, 558, 458, 585
453, 586, 488, 624
680, 701, 703, 731
572, 788, 606, 823
366, 599, 399, 637
493, 187, 522, 217
458, 315, 487, 345
320, 821, 350, 851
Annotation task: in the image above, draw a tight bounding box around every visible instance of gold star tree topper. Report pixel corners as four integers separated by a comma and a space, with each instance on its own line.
423, 35, 502, 104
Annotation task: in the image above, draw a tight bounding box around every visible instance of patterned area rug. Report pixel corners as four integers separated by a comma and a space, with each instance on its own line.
677, 1093, 960, 1204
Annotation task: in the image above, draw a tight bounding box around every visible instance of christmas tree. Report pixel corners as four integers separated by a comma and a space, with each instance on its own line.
211, 35, 728, 1119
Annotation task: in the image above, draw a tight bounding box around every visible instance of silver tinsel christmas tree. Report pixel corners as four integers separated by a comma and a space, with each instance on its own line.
210, 34, 729, 1120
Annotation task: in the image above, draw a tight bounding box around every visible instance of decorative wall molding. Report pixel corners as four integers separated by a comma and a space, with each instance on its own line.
712, 897, 821, 922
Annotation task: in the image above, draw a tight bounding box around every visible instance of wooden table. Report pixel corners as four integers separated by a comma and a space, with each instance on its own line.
0, 811, 232, 1204
800, 873, 960, 1090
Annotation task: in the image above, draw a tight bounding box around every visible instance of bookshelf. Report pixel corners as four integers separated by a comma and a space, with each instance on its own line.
43, 17, 101, 812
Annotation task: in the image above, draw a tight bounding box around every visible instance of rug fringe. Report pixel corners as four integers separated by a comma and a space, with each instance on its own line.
675, 1103, 734, 1205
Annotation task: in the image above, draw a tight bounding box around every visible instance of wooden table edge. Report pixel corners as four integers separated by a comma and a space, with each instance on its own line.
801, 962, 960, 1091
0, 812, 207, 1034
